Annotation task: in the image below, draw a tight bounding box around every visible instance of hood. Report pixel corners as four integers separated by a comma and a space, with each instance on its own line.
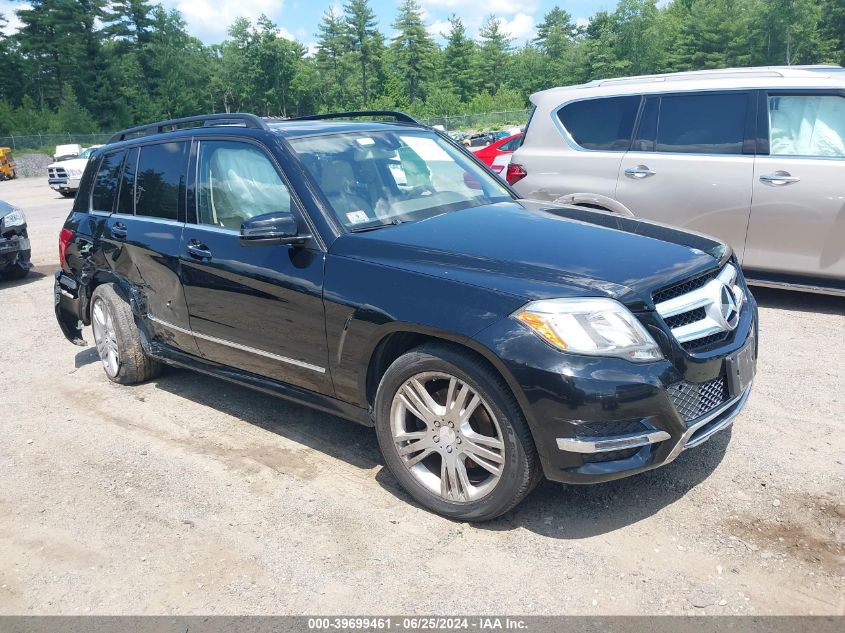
0, 199, 16, 216
329, 201, 730, 310
48, 157, 89, 170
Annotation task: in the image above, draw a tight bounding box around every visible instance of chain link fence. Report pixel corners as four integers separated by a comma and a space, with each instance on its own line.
420, 110, 530, 132
1, 110, 532, 151
0, 133, 112, 152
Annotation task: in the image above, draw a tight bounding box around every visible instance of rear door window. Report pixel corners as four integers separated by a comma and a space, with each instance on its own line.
557, 96, 640, 151
656, 92, 748, 154
91, 150, 127, 213
135, 142, 187, 221
768, 94, 845, 158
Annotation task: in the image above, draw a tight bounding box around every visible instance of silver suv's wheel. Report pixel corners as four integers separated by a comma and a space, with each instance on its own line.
89, 284, 162, 385
375, 343, 540, 521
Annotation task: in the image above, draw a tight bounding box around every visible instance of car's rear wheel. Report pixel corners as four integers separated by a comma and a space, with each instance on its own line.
374, 343, 540, 521
60, 191, 76, 198
90, 284, 161, 384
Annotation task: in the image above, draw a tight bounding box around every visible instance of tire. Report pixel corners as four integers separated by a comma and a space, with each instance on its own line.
1, 254, 30, 280
374, 342, 541, 521
60, 190, 76, 198
90, 283, 162, 385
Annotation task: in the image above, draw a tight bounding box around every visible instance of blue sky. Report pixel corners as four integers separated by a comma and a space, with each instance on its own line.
2, 1, 620, 49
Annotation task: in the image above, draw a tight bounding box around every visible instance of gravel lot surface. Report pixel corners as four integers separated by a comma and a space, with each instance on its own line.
0, 176, 843, 615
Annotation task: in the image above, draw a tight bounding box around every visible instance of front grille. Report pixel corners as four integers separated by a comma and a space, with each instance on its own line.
574, 419, 646, 438
654, 264, 745, 352
681, 331, 730, 352
582, 447, 640, 463
664, 307, 706, 329
48, 167, 68, 178
653, 269, 720, 304
667, 376, 729, 422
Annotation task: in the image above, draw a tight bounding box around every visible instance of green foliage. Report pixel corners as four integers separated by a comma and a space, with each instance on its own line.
1, 0, 843, 136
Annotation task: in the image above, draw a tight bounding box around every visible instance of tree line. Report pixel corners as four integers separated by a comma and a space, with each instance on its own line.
0, 0, 843, 136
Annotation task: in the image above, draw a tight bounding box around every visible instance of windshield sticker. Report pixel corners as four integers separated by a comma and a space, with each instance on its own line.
355, 137, 375, 146
346, 210, 369, 224
400, 135, 451, 161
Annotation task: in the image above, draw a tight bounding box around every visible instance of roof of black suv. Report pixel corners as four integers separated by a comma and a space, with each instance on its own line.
107, 111, 426, 145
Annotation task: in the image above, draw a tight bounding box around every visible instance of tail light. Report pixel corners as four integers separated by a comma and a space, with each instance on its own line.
59, 227, 73, 266
506, 163, 527, 185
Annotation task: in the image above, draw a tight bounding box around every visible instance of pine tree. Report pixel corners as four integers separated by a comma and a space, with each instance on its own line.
535, 7, 576, 59
443, 15, 476, 102
390, 0, 436, 104
344, 0, 381, 106
315, 6, 350, 109
475, 15, 512, 95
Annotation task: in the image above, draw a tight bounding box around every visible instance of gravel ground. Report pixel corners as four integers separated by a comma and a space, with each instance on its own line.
7, 153, 53, 179
0, 177, 843, 615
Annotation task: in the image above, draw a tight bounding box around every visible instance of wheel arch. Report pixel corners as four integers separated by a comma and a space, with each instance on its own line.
551, 192, 635, 217
363, 325, 531, 427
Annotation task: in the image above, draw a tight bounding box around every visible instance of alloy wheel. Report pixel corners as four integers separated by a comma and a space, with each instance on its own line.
389, 371, 506, 502
92, 298, 120, 378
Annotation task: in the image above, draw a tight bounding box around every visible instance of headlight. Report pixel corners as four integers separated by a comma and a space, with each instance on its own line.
513, 297, 663, 362
67, 168, 82, 177
2, 209, 25, 228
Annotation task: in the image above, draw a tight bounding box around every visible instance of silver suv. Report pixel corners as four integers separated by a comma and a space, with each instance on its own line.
510, 65, 845, 295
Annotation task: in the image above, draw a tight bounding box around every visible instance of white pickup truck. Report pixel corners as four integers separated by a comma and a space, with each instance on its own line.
47, 146, 101, 198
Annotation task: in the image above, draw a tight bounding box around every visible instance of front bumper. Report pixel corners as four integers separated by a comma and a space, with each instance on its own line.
0, 233, 31, 271
49, 176, 80, 192
474, 294, 758, 484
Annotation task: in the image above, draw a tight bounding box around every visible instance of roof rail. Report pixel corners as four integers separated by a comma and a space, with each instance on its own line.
108, 113, 269, 144
289, 110, 421, 125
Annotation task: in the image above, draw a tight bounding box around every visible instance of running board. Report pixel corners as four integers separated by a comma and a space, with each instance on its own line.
745, 276, 845, 297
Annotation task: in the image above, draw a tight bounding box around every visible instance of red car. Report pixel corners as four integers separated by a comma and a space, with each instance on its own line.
472, 133, 524, 175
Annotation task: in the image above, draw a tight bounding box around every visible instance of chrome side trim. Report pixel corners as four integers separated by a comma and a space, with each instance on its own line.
147, 314, 326, 374
557, 429, 671, 454
745, 277, 845, 297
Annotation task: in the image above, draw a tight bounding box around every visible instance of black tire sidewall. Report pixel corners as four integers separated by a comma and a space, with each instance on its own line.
374, 345, 533, 521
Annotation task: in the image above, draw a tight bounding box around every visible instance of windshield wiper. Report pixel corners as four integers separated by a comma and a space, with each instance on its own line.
349, 218, 407, 233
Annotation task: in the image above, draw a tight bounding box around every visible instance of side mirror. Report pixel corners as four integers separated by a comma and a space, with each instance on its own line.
240, 212, 310, 247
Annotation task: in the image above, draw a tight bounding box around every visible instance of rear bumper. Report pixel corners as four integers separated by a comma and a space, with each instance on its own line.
54, 271, 87, 345
474, 295, 758, 485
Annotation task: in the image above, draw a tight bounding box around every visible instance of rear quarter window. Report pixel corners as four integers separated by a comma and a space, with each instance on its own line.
557, 96, 640, 151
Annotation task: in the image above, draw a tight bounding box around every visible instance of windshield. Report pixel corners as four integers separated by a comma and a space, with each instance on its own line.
288, 130, 514, 231
78, 148, 96, 159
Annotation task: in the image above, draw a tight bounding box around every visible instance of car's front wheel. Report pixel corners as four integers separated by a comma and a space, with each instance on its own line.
90, 283, 161, 384
374, 343, 540, 521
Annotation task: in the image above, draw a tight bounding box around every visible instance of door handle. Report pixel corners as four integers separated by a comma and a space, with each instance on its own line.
624, 165, 656, 179
111, 223, 128, 240
759, 172, 800, 185
186, 240, 212, 260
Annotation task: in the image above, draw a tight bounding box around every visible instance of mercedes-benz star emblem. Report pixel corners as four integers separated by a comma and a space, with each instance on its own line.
720, 284, 740, 330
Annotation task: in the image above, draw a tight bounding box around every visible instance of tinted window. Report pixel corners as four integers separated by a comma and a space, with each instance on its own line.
135, 142, 187, 220
656, 93, 747, 154
499, 136, 523, 152
116, 147, 138, 214
633, 97, 659, 151
558, 96, 640, 151
768, 94, 845, 158
196, 141, 292, 229
91, 151, 126, 213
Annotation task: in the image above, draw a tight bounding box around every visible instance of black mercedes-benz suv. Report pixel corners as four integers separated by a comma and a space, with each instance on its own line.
54, 112, 758, 520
